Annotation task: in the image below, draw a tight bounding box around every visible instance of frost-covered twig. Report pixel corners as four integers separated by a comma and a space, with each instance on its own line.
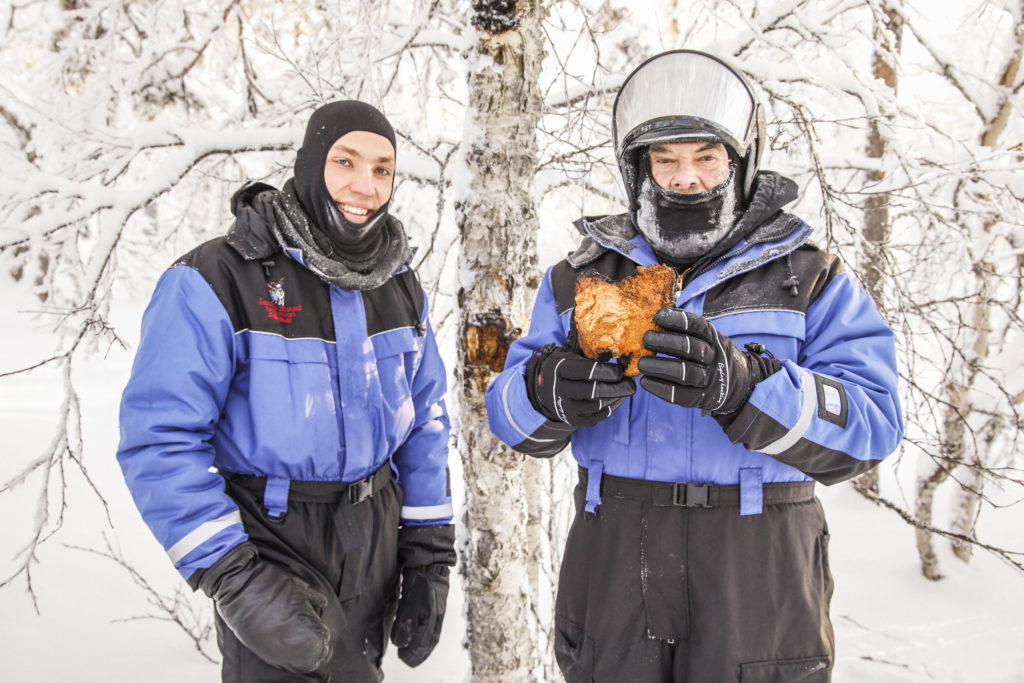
852, 480, 1024, 577
65, 535, 218, 664
0, 354, 111, 609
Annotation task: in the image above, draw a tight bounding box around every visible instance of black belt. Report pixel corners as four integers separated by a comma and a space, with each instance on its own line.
228, 463, 393, 507
579, 467, 815, 509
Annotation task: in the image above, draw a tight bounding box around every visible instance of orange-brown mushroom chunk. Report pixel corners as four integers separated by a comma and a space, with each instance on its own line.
574, 264, 676, 377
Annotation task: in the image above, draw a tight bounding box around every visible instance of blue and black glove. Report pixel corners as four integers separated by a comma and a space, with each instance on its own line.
638, 308, 780, 416
525, 343, 636, 428
391, 524, 457, 667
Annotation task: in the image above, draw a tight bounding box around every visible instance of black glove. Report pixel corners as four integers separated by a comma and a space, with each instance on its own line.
195, 542, 337, 673
638, 308, 781, 416
391, 525, 456, 667
525, 343, 636, 428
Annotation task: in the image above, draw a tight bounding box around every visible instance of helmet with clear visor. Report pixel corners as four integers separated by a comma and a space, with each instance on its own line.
612, 49, 765, 205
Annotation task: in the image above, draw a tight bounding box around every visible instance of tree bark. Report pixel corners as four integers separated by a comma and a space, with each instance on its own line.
456, 1, 547, 680
935, 10, 1022, 565
918, 273, 989, 577
524, 455, 553, 679
915, 446, 951, 581
980, 15, 1024, 148
861, 4, 901, 299
856, 2, 902, 497
947, 13, 1023, 561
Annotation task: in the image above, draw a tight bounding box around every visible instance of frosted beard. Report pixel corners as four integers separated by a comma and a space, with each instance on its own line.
635, 165, 741, 265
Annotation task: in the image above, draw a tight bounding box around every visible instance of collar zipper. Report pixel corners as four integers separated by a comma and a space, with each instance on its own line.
673, 268, 689, 300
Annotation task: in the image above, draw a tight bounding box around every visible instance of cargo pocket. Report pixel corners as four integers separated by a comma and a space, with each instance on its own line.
819, 525, 835, 608
371, 329, 420, 434
740, 655, 830, 682
333, 501, 372, 602
639, 502, 689, 640
246, 339, 341, 461
818, 523, 836, 659
554, 614, 596, 683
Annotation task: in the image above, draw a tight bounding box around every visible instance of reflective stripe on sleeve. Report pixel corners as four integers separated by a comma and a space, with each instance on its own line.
401, 503, 454, 520
501, 372, 565, 443
166, 511, 243, 564
759, 370, 817, 456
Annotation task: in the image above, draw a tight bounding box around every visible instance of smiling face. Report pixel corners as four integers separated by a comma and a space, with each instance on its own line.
322, 130, 396, 224
648, 141, 731, 194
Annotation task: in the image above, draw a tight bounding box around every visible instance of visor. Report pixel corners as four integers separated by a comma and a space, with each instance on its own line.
613, 50, 756, 158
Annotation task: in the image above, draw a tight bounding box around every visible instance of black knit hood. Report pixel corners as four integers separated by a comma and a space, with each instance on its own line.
293, 100, 397, 248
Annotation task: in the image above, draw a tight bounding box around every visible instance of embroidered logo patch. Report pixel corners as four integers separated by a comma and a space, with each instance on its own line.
268, 277, 286, 306
259, 277, 303, 323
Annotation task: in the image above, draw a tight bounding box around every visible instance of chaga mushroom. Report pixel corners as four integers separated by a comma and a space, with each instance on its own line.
574, 264, 676, 377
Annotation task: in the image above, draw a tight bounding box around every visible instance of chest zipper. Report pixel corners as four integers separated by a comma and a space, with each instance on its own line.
673, 268, 689, 301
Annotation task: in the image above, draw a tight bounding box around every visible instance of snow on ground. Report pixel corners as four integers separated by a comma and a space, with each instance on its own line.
822, 482, 1024, 683
1, 288, 1022, 682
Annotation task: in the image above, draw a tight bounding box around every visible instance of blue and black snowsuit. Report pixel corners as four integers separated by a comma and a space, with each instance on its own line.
486, 172, 903, 682
117, 185, 453, 680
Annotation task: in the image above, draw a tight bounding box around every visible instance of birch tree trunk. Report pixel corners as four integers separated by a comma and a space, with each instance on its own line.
948, 12, 1023, 561
856, 1, 902, 497
916, 289, 988, 578
524, 451, 550, 678
456, 1, 547, 680
923, 8, 1022, 573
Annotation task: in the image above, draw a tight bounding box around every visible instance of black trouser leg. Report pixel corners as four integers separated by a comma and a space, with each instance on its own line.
217, 475, 402, 683
554, 477, 834, 683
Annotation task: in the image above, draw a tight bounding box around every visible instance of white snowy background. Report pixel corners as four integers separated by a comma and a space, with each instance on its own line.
2, 0, 1023, 681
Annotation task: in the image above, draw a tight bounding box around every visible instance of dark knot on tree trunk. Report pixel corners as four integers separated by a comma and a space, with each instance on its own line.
464, 311, 520, 375
472, 0, 520, 35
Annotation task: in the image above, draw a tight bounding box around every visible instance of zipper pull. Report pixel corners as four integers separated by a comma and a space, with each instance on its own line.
673, 268, 689, 300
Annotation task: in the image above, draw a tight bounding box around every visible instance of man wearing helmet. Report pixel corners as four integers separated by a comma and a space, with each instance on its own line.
486, 50, 903, 681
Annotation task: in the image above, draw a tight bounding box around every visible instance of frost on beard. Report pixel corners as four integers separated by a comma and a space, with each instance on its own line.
635, 172, 738, 262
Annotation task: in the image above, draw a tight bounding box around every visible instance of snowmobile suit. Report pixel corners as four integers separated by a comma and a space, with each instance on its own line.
118, 185, 452, 581
485, 171, 902, 681
116, 184, 453, 680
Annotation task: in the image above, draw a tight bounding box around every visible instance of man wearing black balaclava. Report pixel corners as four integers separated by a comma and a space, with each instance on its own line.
486, 50, 903, 681
117, 101, 456, 682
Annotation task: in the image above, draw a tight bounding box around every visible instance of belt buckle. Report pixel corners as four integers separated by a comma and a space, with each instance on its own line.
261, 506, 288, 524
672, 482, 711, 508
349, 475, 374, 504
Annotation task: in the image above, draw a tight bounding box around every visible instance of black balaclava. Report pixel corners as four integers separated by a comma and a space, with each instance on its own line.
634, 144, 746, 269
293, 100, 397, 269
268, 101, 412, 291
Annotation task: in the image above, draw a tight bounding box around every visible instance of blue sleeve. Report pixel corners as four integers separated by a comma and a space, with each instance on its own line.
724, 271, 904, 484
116, 266, 248, 579
485, 267, 575, 456
391, 297, 454, 526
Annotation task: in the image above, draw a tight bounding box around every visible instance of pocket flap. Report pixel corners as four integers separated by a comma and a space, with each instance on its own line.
740, 655, 830, 682
371, 327, 420, 358
247, 333, 334, 364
